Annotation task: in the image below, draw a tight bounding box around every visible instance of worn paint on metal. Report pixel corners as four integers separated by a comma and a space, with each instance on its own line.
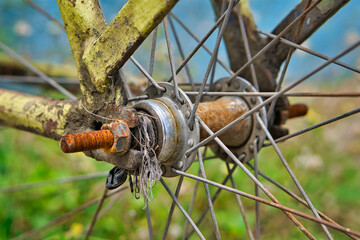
82, 0, 178, 92
56, 0, 106, 71
56, 0, 108, 107
0, 88, 75, 139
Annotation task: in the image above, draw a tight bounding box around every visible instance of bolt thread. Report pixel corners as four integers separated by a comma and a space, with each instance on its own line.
60, 130, 114, 153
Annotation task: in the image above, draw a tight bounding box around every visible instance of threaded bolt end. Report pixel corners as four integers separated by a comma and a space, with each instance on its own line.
60, 130, 114, 153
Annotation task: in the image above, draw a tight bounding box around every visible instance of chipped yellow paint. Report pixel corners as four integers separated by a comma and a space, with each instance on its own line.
238, 0, 252, 19
82, 0, 178, 92
0, 89, 76, 139
56, 0, 107, 72
235, 0, 257, 31
57, 0, 107, 106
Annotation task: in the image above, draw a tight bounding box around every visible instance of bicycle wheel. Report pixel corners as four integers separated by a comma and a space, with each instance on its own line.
0, 0, 359, 239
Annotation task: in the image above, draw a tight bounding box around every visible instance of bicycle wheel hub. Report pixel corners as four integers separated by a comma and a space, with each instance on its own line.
134, 82, 200, 177
134, 77, 267, 176
208, 77, 267, 163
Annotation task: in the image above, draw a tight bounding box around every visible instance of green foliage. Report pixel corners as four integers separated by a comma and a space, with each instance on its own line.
0, 80, 360, 239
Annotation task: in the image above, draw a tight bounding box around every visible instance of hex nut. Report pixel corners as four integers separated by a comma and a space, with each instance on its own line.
101, 119, 131, 154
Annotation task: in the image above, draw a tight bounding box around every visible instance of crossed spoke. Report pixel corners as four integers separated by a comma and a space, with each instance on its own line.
10, 1, 360, 239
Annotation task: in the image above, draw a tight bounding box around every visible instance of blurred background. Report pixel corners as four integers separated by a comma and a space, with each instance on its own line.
0, 0, 359, 239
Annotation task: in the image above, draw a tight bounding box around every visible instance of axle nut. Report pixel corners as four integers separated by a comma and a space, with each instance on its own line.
101, 119, 130, 154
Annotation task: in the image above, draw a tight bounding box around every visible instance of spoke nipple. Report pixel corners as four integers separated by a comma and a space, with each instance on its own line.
175, 161, 184, 169
248, 143, 254, 153
187, 139, 194, 147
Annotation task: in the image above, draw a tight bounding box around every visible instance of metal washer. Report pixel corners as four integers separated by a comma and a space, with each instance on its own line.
134, 82, 200, 177
209, 77, 267, 163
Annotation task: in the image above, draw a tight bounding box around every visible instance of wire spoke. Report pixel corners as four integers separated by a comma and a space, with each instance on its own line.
149, 27, 158, 77
0, 41, 76, 100
97, 193, 122, 219
182, 168, 200, 240
267, 0, 312, 122
185, 91, 360, 97
185, 164, 238, 239
259, 30, 360, 74
169, 12, 234, 75
25, 0, 63, 29
185, 40, 360, 155
209, 0, 227, 92
168, 16, 196, 91
119, 69, 134, 105
253, 138, 260, 240
162, 175, 184, 240
0, 172, 108, 194
256, 114, 333, 239
7, 1, 360, 239
127, 95, 149, 102
0, 75, 78, 84
266, 107, 360, 145
246, 162, 360, 240
164, 17, 182, 103
167, 0, 240, 83
160, 178, 206, 240
172, 168, 360, 237
196, 116, 315, 239
236, 4, 259, 90
130, 56, 165, 92
145, 199, 154, 240
11, 186, 128, 240
226, 163, 255, 240
225, 0, 322, 84
84, 188, 108, 240
189, 0, 235, 128
197, 149, 221, 239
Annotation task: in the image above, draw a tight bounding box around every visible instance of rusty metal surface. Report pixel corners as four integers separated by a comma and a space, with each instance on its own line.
201, 77, 267, 164
274, 103, 309, 125
101, 119, 131, 154
114, 107, 139, 128
197, 97, 252, 147
289, 103, 308, 119
60, 119, 131, 154
60, 130, 114, 153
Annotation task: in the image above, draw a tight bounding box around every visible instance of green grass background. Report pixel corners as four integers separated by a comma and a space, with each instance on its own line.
0, 78, 360, 239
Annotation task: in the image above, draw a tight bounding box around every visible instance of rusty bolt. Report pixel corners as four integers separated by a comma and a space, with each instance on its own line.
60, 119, 130, 154
101, 119, 131, 154
60, 130, 114, 153
289, 103, 308, 119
